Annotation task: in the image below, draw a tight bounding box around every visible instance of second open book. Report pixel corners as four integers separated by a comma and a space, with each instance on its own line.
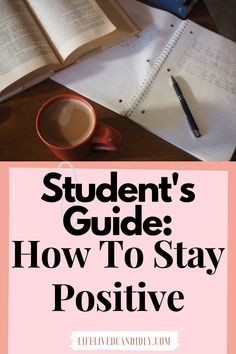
54, 0, 236, 161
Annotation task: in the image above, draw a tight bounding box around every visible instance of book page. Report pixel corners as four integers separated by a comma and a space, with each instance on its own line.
53, 0, 181, 114
96, 0, 137, 35
0, 0, 59, 92
131, 21, 236, 161
25, 0, 116, 62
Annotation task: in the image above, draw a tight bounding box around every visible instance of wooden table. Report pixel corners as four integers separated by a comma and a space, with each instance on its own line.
0, 1, 224, 161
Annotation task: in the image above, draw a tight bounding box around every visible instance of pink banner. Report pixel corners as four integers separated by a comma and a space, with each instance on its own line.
1, 162, 235, 354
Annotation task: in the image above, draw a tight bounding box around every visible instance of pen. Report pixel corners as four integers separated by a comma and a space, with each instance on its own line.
171, 75, 201, 138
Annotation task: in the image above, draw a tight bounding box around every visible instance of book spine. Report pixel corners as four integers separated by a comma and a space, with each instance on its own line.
126, 20, 188, 118
140, 0, 199, 19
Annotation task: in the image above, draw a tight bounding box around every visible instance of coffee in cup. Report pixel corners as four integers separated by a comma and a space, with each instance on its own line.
40, 98, 95, 147
36, 94, 121, 160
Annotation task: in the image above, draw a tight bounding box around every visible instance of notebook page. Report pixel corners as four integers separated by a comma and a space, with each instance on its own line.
131, 21, 236, 161
52, 0, 182, 115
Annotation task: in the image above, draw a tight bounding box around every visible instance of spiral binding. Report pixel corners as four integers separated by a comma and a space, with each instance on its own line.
126, 20, 188, 118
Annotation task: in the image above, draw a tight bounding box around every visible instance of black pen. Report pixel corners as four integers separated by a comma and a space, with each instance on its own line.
171, 75, 201, 138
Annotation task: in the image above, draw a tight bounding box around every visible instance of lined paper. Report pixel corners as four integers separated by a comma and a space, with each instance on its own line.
132, 21, 236, 160
53, 0, 236, 161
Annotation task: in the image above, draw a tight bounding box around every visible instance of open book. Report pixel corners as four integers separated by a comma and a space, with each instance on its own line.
0, 0, 137, 101
53, 0, 236, 161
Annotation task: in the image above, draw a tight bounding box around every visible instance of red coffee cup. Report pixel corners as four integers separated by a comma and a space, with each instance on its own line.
36, 94, 121, 160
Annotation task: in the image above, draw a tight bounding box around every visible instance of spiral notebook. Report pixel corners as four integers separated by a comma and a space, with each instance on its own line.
53, 0, 236, 161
